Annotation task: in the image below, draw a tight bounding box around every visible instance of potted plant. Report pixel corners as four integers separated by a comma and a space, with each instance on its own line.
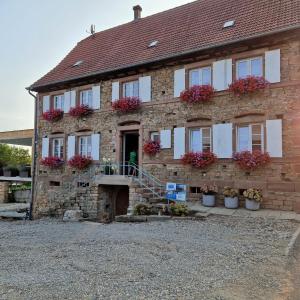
112, 97, 141, 113
169, 203, 189, 216
243, 188, 263, 210
69, 105, 93, 118
200, 184, 218, 207
42, 109, 64, 122
143, 140, 161, 156
3, 165, 19, 177
102, 157, 115, 175
19, 165, 31, 178
41, 157, 64, 169
181, 151, 217, 169
68, 155, 92, 170
233, 150, 270, 171
223, 186, 239, 209
180, 85, 215, 104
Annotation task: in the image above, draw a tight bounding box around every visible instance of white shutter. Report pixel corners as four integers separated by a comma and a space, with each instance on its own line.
64, 91, 71, 113
92, 85, 101, 109
213, 59, 232, 91
265, 49, 280, 83
266, 119, 282, 157
139, 76, 151, 102
174, 68, 186, 97
174, 127, 185, 159
212, 123, 233, 158
41, 137, 49, 159
91, 133, 100, 161
160, 129, 171, 149
67, 136, 76, 159
112, 81, 120, 102
42, 95, 50, 113
70, 90, 76, 108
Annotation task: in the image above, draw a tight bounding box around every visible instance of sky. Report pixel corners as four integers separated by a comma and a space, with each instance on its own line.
0, 0, 193, 132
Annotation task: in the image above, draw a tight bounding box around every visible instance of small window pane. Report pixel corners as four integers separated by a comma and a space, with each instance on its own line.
251, 58, 262, 77
190, 70, 200, 86
190, 129, 202, 152
238, 126, 250, 151
150, 132, 160, 143
80, 90, 92, 107
123, 81, 139, 97
202, 68, 211, 85
237, 61, 249, 79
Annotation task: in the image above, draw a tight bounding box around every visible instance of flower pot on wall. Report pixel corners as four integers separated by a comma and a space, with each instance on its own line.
3, 170, 11, 177
202, 194, 216, 207
245, 199, 260, 211
224, 197, 239, 209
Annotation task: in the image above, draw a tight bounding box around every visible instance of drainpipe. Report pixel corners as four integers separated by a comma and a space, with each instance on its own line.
27, 89, 38, 220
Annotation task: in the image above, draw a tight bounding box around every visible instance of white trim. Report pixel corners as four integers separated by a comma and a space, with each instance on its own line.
174, 68, 186, 97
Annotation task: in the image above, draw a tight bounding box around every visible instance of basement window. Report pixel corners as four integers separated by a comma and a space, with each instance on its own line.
190, 187, 201, 194
223, 20, 235, 28
77, 182, 90, 188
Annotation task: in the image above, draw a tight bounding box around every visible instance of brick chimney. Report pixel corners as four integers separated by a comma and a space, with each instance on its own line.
133, 5, 142, 20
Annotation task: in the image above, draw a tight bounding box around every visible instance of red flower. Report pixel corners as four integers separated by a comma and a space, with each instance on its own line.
42, 109, 64, 122
143, 140, 161, 155
112, 97, 141, 113
233, 150, 270, 171
68, 155, 92, 170
41, 156, 64, 168
69, 105, 93, 118
180, 85, 215, 104
228, 76, 269, 97
181, 151, 217, 168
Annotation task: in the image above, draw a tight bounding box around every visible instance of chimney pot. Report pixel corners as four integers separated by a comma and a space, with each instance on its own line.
133, 5, 142, 20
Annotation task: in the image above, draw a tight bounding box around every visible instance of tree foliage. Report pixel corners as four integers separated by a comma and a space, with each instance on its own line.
0, 144, 31, 167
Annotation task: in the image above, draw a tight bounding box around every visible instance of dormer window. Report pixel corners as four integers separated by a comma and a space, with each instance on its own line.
236, 57, 263, 79
80, 90, 92, 107
53, 94, 64, 110
123, 80, 139, 98
189, 67, 212, 87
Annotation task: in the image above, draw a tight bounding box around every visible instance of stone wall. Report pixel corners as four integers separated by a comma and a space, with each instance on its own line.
33, 31, 300, 218
0, 182, 9, 204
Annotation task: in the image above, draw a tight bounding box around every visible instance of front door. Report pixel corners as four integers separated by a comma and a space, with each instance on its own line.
115, 186, 129, 216
121, 131, 139, 174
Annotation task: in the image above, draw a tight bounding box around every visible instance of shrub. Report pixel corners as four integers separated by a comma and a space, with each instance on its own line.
180, 85, 215, 104
112, 97, 141, 113
223, 186, 238, 198
42, 109, 64, 122
134, 204, 152, 216
68, 155, 92, 170
69, 105, 93, 118
243, 188, 263, 203
143, 140, 161, 155
170, 203, 189, 216
200, 184, 218, 195
41, 157, 64, 169
181, 151, 217, 169
228, 76, 269, 97
233, 150, 270, 171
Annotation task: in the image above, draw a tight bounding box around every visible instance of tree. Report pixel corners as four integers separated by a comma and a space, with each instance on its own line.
0, 144, 31, 167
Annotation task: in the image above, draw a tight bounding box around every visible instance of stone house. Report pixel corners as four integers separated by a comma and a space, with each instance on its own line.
29, 0, 300, 220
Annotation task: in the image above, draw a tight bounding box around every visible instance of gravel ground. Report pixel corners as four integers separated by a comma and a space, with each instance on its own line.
0, 216, 299, 300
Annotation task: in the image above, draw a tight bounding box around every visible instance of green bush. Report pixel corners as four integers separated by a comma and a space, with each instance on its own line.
170, 203, 189, 216
134, 204, 152, 216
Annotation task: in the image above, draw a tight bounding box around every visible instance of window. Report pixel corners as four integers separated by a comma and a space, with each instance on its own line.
236, 57, 263, 79
150, 132, 160, 143
123, 80, 139, 98
237, 124, 264, 152
80, 90, 92, 107
79, 136, 92, 157
189, 67, 212, 87
53, 94, 64, 110
189, 128, 211, 152
52, 138, 64, 159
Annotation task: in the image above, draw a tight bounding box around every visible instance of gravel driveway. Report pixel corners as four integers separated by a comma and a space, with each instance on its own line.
0, 216, 299, 300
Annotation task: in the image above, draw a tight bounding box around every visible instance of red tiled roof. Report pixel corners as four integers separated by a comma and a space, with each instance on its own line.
30, 0, 300, 90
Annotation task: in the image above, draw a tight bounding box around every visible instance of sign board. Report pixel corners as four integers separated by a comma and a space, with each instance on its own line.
166, 183, 187, 202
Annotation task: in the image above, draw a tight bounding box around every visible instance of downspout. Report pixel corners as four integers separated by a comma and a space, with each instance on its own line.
27, 89, 38, 220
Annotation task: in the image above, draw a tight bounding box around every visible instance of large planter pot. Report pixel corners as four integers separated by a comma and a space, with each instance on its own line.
13, 190, 31, 203
224, 197, 239, 209
3, 170, 11, 177
202, 194, 216, 207
245, 199, 260, 211
19, 171, 29, 178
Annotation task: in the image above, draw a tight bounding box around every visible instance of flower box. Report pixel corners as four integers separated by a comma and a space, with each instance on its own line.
42, 109, 64, 122
112, 97, 141, 113
181, 151, 217, 169
68, 155, 92, 170
69, 105, 93, 118
228, 76, 269, 97
41, 157, 64, 169
233, 150, 270, 171
180, 85, 215, 104
143, 140, 161, 156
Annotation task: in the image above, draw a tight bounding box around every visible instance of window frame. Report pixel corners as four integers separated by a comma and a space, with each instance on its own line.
189, 127, 212, 153
236, 123, 264, 152
188, 66, 212, 87
53, 94, 65, 110
51, 137, 64, 159
78, 135, 92, 157
236, 56, 263, 79
150, 131, 160, 143
122, 80, 139, 98
79, 89, 93, 107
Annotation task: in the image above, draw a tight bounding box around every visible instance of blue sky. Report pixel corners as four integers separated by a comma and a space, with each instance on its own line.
0, 0, 193, 131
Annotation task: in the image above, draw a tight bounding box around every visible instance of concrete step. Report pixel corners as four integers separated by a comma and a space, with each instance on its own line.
0, 211, 27, 219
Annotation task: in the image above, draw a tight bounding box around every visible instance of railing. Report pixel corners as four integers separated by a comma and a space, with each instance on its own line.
96, 162, 165, 200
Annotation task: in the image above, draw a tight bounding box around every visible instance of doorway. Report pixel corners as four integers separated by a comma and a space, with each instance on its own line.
122, 131, 139, 174
115, 186, 129, 216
